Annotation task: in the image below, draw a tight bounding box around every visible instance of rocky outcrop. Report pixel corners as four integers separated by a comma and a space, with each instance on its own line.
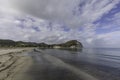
52, 40, 83, 49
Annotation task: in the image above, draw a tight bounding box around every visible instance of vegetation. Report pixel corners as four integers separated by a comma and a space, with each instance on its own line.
0, 39, 38, 47
0, 39, 83, 49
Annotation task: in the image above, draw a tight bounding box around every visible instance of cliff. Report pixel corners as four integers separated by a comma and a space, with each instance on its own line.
51, 40, 83, 49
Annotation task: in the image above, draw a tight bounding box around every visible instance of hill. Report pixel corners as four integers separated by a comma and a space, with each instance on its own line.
51, 40, 83, 49
0, 39, 83, 49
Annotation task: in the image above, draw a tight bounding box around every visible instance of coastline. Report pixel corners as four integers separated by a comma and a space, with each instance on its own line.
0, 48, 33, 80
0, 48, 120, 80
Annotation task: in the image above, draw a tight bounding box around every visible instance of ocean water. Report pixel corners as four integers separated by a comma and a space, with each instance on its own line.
38, 48, 120, 80
43, 48, 120, 69
22, 48, 120, 80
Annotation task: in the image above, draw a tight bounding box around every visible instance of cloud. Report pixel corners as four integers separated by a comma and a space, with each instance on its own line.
93, 31, 120, 48
0, 10, 90, 46
0, 0, 120, 48
11, 0, 120, 28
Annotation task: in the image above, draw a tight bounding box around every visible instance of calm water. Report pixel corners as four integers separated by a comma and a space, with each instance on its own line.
20, 48, 120, 80
39, 48, 120, 80
43, 48, 120, 69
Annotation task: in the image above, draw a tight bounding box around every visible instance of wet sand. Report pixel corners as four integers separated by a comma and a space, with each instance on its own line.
26, 49, 99, 80
1, 48, 120, 80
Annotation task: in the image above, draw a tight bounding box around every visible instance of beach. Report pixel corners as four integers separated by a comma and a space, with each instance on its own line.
0, 48, 33, 80
0, 48, 120, 80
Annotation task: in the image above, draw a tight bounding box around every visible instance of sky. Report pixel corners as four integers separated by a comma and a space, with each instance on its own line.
0, 0, 120, 48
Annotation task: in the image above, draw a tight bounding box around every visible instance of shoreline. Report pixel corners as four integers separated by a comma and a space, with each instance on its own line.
0, 48, 120, 80
0, 48, 33, 80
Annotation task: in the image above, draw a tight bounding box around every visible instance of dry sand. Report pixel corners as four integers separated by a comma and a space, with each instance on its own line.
0, 48, 33, 80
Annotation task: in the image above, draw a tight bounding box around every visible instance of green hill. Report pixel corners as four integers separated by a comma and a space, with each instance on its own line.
51, 40, 83, 49
0, 39, 83, 49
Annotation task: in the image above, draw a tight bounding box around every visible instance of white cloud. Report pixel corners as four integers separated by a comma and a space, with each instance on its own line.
93, 31, 120, 48
11, 0, 120, 28
0, 0, 120, 48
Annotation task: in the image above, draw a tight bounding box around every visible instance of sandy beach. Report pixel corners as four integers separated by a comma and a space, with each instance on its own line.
0, 48, 120, 80
0, 48, 33, 80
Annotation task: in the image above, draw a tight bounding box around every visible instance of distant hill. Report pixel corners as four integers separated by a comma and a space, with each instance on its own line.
50, 40, 83, 49
0, 39, 38, 47
0, 39, 83, 49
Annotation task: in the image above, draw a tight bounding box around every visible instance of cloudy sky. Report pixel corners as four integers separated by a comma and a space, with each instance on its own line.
0, 0, 120, 48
